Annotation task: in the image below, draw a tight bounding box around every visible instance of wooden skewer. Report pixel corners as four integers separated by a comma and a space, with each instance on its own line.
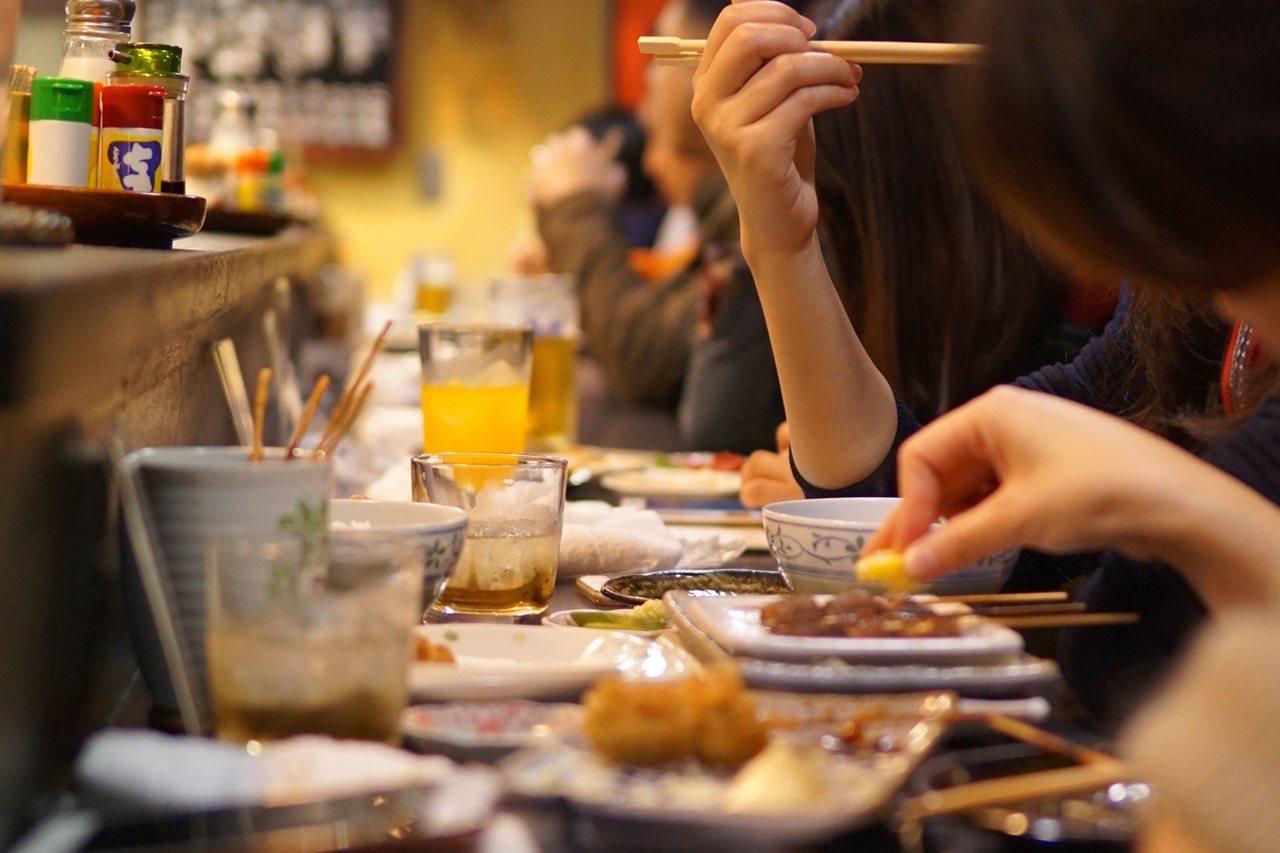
901, 760, 1132, 821
318, 380, 375, 458
932, 592, 1068, 606
284, 374, 330, 460
639, 36, 985, 65
966, 602, 1087, 617
318, 320, 392, 451
992, 612, 1140, 630
983, 714, 1114, 766
250, 367, 272, 463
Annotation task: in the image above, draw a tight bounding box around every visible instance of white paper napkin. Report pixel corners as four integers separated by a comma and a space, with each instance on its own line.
557, 501, 685, 578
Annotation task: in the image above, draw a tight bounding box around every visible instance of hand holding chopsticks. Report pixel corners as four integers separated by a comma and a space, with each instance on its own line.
639, 36, 984, 67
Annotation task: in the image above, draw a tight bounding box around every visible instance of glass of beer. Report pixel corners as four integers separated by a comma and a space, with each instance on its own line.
418, 323, 534, 454
205, 531, 423, 744
412, 452, 567, 624
490, 275, 580, 450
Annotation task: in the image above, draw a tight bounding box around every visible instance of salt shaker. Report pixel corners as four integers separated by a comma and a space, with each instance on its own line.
58, 0, 136, 84
27, 77, 95, 188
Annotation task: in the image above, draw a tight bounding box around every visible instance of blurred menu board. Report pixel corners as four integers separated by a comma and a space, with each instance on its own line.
140, 0, 400, 152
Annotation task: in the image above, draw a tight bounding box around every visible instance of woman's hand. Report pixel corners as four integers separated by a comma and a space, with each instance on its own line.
527, 126, 627, 207
864, 385, 1280, 607
740, 422, 804, 508
691, 1, 861, 262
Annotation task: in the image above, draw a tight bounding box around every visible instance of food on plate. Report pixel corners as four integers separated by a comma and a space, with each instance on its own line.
582, 665, 767, 767
570, 600, 669, 631
722, 741, 831, 811
415, 636, 456, 663
760, 591, 964, 639
853, 549, 917, 593
602, 569, 790, 604
656, 451, 747, 472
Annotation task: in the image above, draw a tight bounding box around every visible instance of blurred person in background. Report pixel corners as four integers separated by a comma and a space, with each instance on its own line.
525, 0, 789, 455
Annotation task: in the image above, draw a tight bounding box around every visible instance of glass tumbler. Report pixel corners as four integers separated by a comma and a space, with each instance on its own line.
418, 323, 534, 454
412, 453, 567, 624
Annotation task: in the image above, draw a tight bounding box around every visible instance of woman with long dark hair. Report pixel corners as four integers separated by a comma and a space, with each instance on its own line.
690, 0, 1280, 726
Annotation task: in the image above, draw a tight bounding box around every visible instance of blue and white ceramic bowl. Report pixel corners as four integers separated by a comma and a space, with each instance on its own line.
330, 499, 468, 612
762, 497, 1019, 595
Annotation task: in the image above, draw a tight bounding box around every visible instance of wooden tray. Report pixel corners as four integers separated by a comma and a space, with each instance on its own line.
2, 184, 207, 249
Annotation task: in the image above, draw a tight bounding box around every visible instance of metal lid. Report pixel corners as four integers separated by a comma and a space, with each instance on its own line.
65, 0, 136, 37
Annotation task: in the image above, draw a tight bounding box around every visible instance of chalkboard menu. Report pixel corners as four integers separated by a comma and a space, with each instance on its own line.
139, 0, 400, 153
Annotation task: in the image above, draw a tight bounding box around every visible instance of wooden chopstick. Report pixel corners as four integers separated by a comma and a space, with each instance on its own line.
284, 374, 329, 460
991, 612, 1140, 630
317, 380, 375, 458
901, 760, 1132, 821
639, 36, 984, 66
318, 320, 392, 451
250, 367, 271, 463
932, 592, 1068, 605
983, 714, 1114, 766
966, 602, 1087, 617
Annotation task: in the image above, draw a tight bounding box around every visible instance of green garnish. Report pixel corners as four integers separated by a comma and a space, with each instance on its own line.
571, 600, 669, 631
443, 629, 459, 642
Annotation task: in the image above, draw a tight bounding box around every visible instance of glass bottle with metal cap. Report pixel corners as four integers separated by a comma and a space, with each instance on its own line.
107, 43, 188, 194
58, 0, 136, 84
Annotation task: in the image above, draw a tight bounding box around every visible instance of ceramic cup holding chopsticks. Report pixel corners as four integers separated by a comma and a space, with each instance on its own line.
120, 447, 332, 727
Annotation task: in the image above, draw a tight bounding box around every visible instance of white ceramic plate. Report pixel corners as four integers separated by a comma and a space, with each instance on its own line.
409, 624, 696, 701
601, 468, 742, 500
401, 701, 582, 760
681, 594, 1024, 665
542, 609, 668, 636
666, 592, 1057, 697
501, 691, 949, 850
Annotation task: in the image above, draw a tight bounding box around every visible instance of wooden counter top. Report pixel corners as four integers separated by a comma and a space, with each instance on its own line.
0, 227, 335, 414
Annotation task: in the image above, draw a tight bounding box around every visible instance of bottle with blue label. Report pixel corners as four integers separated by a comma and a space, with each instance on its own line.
98, 83, 164, 193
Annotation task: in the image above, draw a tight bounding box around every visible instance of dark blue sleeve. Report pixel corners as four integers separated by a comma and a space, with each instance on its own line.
794, 290, 1134, 498
1060, 393, 1280, 726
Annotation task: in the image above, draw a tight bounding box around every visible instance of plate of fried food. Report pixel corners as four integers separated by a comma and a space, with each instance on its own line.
678, 591, 1025, 665
409, 624, 697, 702
501, 666, 952, 850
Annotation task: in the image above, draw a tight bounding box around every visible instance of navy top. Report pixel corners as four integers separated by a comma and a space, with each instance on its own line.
795, 291, 1280, 728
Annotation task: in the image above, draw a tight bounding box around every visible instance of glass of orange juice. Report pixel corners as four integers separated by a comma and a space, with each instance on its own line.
418, 323, 534, 454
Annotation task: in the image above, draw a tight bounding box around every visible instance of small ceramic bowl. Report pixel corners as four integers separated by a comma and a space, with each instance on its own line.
330, 499, 467, 612
762, 497, 1019, 595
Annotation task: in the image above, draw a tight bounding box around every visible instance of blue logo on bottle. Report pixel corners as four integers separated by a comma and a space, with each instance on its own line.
107, 141, 161, 192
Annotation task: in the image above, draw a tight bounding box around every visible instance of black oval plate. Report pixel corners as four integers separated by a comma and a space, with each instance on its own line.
601, 568, 791, 605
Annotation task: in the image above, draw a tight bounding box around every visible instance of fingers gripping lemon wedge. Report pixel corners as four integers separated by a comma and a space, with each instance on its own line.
854, 550, 918, 593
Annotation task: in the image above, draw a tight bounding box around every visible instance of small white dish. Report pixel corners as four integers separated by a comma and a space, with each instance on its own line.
409, 624, 697, 701
682, 594, 1024, 666
602, 468, 742, 500
401, 700, 582, 760
542, 609, 667, 636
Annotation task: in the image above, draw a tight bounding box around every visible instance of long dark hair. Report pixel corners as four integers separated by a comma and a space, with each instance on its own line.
813, 0, 1069, 419
951, 0, 1280, 440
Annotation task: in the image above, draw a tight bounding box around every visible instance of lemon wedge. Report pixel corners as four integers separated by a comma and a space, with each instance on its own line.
854, 550, 918, 593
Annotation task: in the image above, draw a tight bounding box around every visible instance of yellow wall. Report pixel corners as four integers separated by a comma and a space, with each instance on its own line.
309, 1, 610, 301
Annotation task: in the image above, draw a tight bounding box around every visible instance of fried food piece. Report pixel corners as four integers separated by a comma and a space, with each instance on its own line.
583, 676, 702, 766
582, 665, 767, 768
415, 636, 455, 663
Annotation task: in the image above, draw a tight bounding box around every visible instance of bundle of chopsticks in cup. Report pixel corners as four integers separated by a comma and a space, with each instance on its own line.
248, 320, 393, 463
637, 36, 985, 67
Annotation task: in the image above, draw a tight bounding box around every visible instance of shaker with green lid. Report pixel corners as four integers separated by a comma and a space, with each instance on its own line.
108, 42, 188, 193
27, 77, 95, 187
